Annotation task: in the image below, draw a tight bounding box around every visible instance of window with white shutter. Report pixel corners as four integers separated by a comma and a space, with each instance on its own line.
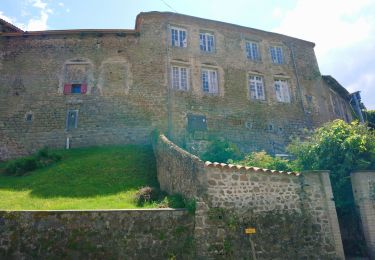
200, 32, 215, 52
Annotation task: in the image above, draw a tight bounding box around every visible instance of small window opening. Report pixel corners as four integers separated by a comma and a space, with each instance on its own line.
71, 84, 82, 94
25, 113, 33, 122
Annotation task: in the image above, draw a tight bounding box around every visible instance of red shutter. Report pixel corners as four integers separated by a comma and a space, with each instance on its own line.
63, 84, 71, 94
81, 83, 87, 94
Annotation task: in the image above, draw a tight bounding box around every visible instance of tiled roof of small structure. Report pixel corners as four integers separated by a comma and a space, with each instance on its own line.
322, 75, 350, 99
204, 161, 300, 176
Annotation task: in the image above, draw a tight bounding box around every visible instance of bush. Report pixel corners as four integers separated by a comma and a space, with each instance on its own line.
134, 186, 161, 206
237, 151, 295, 172
201, 139, 242, 163
3, 147, 62, 176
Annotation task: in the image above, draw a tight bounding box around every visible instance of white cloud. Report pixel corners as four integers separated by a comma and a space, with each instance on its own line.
26, 0, 51, 31
58, 2, 64, 7
66, 8, 70, 13
273, 0, 375, 110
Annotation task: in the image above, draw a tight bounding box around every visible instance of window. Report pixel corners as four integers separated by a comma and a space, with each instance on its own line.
270, 46, 283, 64
171, 66, 189, 91
63, 83, 87, 94
246, 41, 260, 61
274, 79, 290, 103
25, 112, 33, 122
171, 27, 187, 48
248, 75, 265, 100
66, 110, 78, 130
201, 69, 218, 94
199, 32, 215, 52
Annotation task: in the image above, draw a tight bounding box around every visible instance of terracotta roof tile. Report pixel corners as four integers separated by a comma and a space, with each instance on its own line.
204, 161, 300, 176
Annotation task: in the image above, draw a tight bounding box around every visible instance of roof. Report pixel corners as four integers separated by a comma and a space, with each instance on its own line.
322, 75, 350, 99
204, 161, 300, 176
0, 18, 23, 33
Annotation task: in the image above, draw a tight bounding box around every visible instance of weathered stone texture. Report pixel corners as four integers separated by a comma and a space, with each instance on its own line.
0, 209, 195, 259
154, 134, 345, 259
351, 171, 375, 258
0, 11, 353, 160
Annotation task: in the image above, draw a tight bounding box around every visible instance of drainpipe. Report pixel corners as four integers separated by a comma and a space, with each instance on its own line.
166, 23, 173, 139
350, 91, 365, 124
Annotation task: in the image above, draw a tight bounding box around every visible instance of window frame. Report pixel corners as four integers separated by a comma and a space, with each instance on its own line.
274, 79, 291, 103
170, 26, 187, 48
248, 75, 266, 100
245, 41, 261, 61
171, 65, 189, 91
199, 32, 215, 53
270, 46, 284, 64
66, 110, 79, 130
201, 68, 219, 95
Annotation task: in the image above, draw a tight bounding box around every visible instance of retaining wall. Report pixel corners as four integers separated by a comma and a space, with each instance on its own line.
351, 171, 375, 258
0, 209, 195, 259
154, 133, 345, 259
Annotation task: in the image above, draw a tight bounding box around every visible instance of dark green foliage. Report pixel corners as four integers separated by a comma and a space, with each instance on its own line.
161, 193, 196, 214
238, 151, 296, 171
288, 120, 375, 209
365, 110, 375, 128
4, 147, 61, 176
201, 139, 242, 163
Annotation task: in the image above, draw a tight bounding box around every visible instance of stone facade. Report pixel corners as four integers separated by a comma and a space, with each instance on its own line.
0, 11, 353, 160
0, 209, 195, 259
154, 133, 345, 258
351, 171, 375, 258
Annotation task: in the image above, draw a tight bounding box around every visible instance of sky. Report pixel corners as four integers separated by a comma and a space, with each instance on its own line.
1, 0, 375, 110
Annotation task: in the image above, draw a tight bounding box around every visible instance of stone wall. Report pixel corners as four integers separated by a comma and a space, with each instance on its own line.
0, 11, 352, 160
351, 171, 375, 258
0, 209, 195, 259
154, 133, 345, 259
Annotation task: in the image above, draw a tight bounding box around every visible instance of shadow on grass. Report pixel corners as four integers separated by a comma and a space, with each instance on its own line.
0, 145, 158, 198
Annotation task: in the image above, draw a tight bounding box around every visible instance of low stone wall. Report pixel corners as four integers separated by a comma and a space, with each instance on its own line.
0, 209, 195, 259
154, 133, 345, 259
351, 171, 375, 258
154, 134, 206, 199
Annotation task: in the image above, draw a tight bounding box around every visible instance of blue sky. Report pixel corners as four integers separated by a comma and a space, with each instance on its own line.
1, 0, 375, 110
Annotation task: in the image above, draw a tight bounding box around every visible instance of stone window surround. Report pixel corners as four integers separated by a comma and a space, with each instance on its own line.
201, 66, 220, 95
171, 65, 189, 91
199, 30, 215, 53
170, 25, 187, 48
274, 76, 291, 103
247, 71, 266, 101
59, 59, 94, 95
269, 45, 284, 65
245, 40, 261, 61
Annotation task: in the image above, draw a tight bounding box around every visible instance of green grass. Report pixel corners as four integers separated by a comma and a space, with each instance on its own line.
0, 145, 161, 210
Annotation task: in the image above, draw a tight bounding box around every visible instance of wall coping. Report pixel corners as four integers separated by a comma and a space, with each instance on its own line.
0, 208, 188, 213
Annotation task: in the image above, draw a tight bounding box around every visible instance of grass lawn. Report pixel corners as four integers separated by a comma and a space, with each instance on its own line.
0, 145, 161, 210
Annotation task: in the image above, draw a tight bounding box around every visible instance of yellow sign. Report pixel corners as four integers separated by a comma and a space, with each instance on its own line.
245, 228, 256, 234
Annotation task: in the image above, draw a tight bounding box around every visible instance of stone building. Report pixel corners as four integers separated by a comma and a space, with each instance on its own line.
0, 12, 354, 160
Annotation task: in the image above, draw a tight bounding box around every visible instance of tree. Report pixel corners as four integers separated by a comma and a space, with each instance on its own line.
287, 119, 375, 255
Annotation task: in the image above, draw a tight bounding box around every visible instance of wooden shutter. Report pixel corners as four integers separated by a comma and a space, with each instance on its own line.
63, 84, 71, 94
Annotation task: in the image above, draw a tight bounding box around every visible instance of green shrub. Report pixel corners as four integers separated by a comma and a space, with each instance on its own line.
201, 139, 242, 163
134, 186, 161, 206
3, 147, 62, 176
238, 151, 295, 172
